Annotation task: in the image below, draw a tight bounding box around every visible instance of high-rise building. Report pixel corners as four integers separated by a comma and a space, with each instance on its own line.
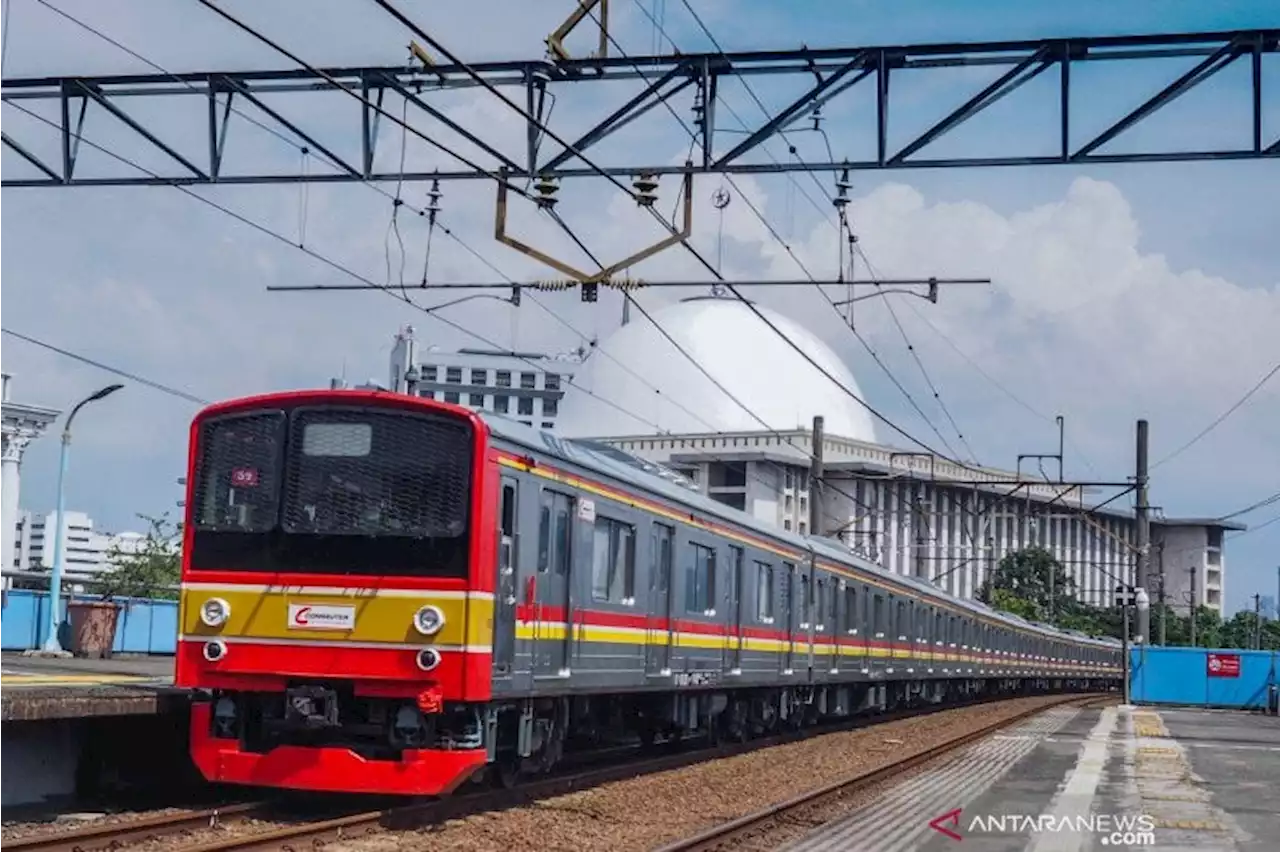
384, 325, 583, 431
11, 510, 145, 579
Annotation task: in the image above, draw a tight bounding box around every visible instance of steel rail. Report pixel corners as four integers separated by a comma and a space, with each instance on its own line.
653, 693, 1112, 852
100, 692, 1107, 852
2, 802, 267, 852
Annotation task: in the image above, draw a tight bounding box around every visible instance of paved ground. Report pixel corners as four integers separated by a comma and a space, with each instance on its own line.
1, 652, 179, 721
0, 651, 174, 687
782, 704, 1280, 852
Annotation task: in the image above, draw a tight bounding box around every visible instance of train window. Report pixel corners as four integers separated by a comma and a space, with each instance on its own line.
537, 491, 573, 576
685, 543, 717, 613
815, 578, 826, 629
826, 579, 837, 628
591, 516, 635, 604
896, 600, 907, 638
754, 561, 775, 622
934, 611, 943, 643
651, 523, 674, 600
872, 594, 885, 635
800, 575, 811, 625
843, 585, 857, 633
500, 483, 517, 538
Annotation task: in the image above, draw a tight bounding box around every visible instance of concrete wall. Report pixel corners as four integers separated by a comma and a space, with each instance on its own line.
1, 589, 177, 654
1130, 646, 1279, 711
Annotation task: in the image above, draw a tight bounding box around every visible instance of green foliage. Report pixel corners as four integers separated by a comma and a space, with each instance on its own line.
978, 546, 1123, 640
99, 512, 182, 602
982, 547, 1280, 650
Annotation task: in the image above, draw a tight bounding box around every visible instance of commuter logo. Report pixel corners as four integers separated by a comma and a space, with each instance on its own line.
287, 603, 356, 630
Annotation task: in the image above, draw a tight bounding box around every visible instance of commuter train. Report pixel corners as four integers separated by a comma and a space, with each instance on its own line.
176, 389, 1121, 796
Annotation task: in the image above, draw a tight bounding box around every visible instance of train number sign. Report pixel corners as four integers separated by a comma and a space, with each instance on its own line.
1206, 653, 1241, 678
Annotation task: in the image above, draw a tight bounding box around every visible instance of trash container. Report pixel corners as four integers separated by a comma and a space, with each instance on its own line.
66, 600, 121, 658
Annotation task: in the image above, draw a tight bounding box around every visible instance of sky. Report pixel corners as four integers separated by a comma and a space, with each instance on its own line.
2, 0, 1278, 614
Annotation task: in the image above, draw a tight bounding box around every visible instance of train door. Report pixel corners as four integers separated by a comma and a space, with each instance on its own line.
646, 523, 675, 674
725, 546, 744, 672
533, 489, 574, 677
782, 562, 797, 673
494, 476, 519, 676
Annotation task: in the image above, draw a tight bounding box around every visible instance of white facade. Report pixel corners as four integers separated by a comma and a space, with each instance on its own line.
1, 374, 60, 577
384, 325, 580, 431
11, 510, 145, 579
592, 429, 1237, 614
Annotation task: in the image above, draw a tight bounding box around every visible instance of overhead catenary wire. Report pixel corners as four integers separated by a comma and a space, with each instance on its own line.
35, 3, 867, 534
543, 2, 978, 472
678, 0, 977, 462
1151, 357, 1280, 470
1, 328, 210, 405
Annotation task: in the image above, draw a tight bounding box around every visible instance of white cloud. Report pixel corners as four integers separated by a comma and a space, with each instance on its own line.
2, 0, 1277, 608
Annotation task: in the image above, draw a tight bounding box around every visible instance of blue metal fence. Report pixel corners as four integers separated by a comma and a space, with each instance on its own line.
1, 589, 177, 654
1130, 646, 1279, 710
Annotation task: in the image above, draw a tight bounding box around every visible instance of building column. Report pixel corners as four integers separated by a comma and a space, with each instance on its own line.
1, 435, 24, 575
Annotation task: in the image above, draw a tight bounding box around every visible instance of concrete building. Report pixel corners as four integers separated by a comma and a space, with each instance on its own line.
11, 510, 146, 580
554, 295, 1237, 613
1149, 522, 1242, 616
385, 325, 582, 430
1, 374, 60, 578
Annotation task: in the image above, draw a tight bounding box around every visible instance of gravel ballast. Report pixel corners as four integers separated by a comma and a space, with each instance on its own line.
327, 694, 1086, 852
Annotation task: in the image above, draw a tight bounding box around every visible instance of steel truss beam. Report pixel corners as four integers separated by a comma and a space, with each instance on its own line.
2, 29, 1276, 188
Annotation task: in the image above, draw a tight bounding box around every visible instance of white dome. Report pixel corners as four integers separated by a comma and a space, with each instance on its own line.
557, 296, 878, 442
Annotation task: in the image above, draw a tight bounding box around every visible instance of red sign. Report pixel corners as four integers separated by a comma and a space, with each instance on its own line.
1207, 653, 1241, 678
230, 467, 260, 488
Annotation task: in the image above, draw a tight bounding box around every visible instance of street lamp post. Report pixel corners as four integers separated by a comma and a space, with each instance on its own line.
41, 383, 124, 654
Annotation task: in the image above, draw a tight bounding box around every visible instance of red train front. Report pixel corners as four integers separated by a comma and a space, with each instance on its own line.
176, 389, 497, 795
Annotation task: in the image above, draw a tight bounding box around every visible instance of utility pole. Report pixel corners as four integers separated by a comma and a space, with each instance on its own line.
1157, 541, 1167, 646
1135, 419, 1150, 598
1120, 584, 1133, 706
1189, 565, 1198, 648
809, 415, 824, 538
1254, 593, 1263, 650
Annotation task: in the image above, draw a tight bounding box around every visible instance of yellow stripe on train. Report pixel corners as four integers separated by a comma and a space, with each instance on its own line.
180, 584, 494, 649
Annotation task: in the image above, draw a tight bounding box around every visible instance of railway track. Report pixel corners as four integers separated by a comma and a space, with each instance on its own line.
3, 803, 268, 852
6, 691, 1111, 852
654, 693, 1113, 852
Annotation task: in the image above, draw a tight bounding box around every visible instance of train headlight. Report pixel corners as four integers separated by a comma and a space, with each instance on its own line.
200, 597, 231, 628
416, 647, 442, 671
203, 639, 228, 662
413, 605, 445, 636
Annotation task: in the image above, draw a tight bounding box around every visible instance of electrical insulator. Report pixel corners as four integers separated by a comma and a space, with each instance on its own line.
633, 172, 659, 207
510, 284, 522, 306
534, 175, 560, 209
833, 166, 851, 212
425, 178, 442, 225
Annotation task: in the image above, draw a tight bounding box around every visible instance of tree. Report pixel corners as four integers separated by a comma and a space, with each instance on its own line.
977, 547, 1123, 640
99, 513, 182, 601
977, 547, 1076, 620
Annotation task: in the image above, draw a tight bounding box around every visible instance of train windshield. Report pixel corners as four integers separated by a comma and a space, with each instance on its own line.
189, 404, 473, 577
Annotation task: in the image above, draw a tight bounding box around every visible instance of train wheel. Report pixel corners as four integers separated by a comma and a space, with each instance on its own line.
492, 755, 521, 790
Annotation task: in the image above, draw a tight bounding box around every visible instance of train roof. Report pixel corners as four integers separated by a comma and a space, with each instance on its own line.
482, 412, 1120, 650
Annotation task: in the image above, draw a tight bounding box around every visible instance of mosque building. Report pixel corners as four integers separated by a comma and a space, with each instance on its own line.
384, 296, 1236, 614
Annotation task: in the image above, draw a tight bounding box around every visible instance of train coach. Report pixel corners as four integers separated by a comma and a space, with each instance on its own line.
176, 389, 1121, 796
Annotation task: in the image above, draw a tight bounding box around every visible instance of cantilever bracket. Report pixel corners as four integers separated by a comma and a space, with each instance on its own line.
546, 0, 609, 62
494, 167, 694, 290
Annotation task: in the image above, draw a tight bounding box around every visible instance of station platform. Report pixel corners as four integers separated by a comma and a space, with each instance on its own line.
1, 652, 179, 721
783, 702, 1279, 852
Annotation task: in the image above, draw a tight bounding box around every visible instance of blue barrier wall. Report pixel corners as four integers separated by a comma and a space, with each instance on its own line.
1130, 646, 1279, 710
1, 589, 177, 654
